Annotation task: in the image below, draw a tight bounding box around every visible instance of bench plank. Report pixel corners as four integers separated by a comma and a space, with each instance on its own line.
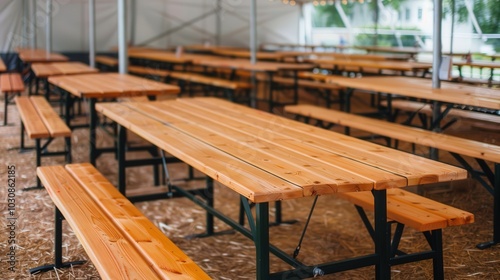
178, 98, 466, 186
65, 163, 212, 279
15, 96, 50, 139
1, 73, 24, 92
37, 166, 164, 280
30, 96, 71, 137
96, 102, 305, 202
337, 189, 474, 231
285, 104, 500, 164
381, 100, 500, 125
95, 55, 119, 67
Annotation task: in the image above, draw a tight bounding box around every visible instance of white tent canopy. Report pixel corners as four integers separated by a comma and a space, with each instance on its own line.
0, 0, 300, 53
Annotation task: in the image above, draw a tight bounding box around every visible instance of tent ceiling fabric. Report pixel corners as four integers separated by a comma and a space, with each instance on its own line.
0, 0, 299, 52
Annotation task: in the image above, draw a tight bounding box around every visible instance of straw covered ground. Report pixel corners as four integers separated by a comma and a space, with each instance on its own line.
0, 89, 499, 279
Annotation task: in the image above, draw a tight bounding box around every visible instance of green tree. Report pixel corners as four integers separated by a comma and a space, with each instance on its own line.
444, 0, 500, 51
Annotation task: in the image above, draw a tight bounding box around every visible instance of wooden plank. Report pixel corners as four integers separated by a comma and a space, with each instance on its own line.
30, 96, 71, 137
337, 189, 474, 231
381, 100, 500, 125
285, 104, 500, 164
65, 163, 212, 280
131, 102, 399, 194
14, 97, 50, 139
177, 98, 467, 187
1, 73, 24, 93
273, 76, 342, 90
95, 56, 119, 67
96, 102, 305, 202
37, 166, 163, 280
49, 74, 180, 99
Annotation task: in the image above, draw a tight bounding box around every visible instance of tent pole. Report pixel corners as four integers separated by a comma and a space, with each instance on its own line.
432, 0, 442, 89
118, 0, 128, 74
130, 0, 136, 46
249, 0, 257, 109
46, 0, 52, 53
89, 0, 96, 68
216, 0, 221, 45
31, 0, 37, 49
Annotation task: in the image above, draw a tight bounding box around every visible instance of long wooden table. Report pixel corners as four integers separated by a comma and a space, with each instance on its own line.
196, 59, 315, 111
31, 62, 99, 96
307, 58, 432, 76
323, 75, 500, 248
96, 97, 467, 279
48, 73, 180, 165
17, 48, 69, 64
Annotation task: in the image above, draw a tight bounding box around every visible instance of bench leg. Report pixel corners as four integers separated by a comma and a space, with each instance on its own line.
65, 137, 72, 163
429, 229, 444, 280
29, 207, 85, 274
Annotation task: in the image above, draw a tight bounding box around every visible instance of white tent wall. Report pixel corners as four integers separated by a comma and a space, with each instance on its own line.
0, 1, 24, 52
0, 0, 299, 53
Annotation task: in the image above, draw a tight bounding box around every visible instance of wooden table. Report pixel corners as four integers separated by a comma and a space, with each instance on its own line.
17, 48, 69, 64
277, 51, 411, 61
31, 62, 99, 96
129, 51, 223, 69
321, 75, 500, 251
196, 59, 315, 111
307, 58, 432, 76
211, 49, 290, 61
325, 75, 500, 113
96, 97, 467, 279
48, 73, 180, 165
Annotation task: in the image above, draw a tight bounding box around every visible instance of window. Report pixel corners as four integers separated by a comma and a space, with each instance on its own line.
405, 8, 410, 21
418, 8, 423, 20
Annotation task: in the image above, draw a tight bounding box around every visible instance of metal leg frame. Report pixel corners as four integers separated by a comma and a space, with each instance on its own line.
354, 200, 445, 279
29, 207, 86, 274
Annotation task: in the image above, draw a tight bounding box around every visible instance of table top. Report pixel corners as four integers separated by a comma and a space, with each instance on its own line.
211, 49, 288, 60
196, 59, 315, 72
96, 97, 467, 203
48, 73, 180, 98
308, 58, 432, 72
326, 76, 500, 110
31, 62, 99, 78
17, 48, 69, 63
278, 51, 411, 61
129, 51, 223, 64
0, 57, 6, 72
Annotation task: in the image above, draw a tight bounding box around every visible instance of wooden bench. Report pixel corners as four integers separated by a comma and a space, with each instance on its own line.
380, 99, 500, 130
273, 76, 343, 107
31, 163, 211, 279
285, 104, 499, 249
15, 96, 71, 189
128, 66, 252, 104
95, 55, 119, 72
1, 73, 24, 125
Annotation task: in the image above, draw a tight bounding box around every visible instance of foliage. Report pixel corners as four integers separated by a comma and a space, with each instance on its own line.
354, 26, 422, 46
443, 0, 500, 51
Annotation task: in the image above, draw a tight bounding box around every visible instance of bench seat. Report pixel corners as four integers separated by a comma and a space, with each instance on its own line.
95, 55, 119, 71
380, 99, 500, 129
15, 96, 71, 188
128, 66, 252, 103
1, 73, 24, 125
32, 163, 211, 279
285, 104, 500, 163
338, 188, 473, 232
